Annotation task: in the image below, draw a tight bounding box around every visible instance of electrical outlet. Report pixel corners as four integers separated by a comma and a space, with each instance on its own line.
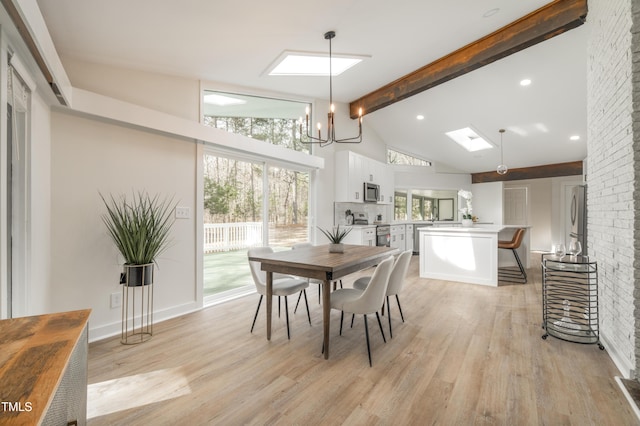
110, 292, 122, 309
175, 206, 190, 219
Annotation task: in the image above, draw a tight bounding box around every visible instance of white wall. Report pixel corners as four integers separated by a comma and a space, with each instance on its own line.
504, 176, 583, 252
471, 182, 503, 225
50, 111, 198, 340
587, 0, 637, 378
395, 170, 471, 191
62, 57, 200, 121
28, 88, 53, 315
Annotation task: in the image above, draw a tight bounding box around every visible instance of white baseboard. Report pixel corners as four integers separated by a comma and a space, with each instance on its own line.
88, 301, 200, 343
600, 330, 635, 379
615, 376, 640, 422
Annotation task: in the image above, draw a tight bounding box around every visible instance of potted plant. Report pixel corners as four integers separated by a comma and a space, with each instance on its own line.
101, 191, 177, 286
318, 225, 352, 253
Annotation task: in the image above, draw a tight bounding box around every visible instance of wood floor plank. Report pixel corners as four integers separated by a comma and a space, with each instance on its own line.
86, 254, 638, 425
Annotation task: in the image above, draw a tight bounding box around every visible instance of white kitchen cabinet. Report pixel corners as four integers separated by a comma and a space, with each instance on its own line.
390, 224, 406, 251
405, 224, 414, 253
335, 151, 394, 204
342, 226, 376, 246
378, 164, 394, 204
335, 151, 362, 202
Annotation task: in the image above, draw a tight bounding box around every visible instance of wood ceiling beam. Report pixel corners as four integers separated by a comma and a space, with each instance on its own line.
349, 0, 588, 118
471, 160, 583, 183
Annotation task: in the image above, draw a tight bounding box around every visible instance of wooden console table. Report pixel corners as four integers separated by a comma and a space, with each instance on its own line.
0, 309, 91, 425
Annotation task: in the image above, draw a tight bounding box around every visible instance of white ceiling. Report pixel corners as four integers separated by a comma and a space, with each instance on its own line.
36, 0, 588, 174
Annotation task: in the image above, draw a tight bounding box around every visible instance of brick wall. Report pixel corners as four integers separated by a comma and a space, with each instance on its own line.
586, 0, 638, 376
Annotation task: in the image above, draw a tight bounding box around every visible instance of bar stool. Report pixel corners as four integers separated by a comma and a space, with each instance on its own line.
498, 228, 527, 284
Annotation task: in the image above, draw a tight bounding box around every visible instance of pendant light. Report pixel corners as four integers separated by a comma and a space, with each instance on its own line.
299, 31, 363, 146
497, 129, 508, 175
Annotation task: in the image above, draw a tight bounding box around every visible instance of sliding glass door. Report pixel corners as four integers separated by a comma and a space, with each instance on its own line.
202, 151, 310, 300
267, 166, 309, 248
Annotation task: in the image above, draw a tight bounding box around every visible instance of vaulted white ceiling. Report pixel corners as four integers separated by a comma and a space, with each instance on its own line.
36, 0, 587, 173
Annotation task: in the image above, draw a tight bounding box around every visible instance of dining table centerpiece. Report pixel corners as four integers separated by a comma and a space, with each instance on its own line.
319, 225, 352, 253
458, 189, 474, 227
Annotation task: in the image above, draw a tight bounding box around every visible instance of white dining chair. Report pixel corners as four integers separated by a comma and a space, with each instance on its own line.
330, 256, 394, 366
292, 242, 343, 312
352, 250, 412, 338
247, 247, 311, 339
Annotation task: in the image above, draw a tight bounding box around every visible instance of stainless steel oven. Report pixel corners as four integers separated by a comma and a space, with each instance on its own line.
376, 225, 390, 247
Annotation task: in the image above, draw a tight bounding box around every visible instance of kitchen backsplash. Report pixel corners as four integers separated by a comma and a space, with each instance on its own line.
334, 202, 392, 226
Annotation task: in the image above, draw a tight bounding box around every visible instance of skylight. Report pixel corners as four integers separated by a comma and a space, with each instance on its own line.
446, 127, 494, 152
267, 51, 366, 76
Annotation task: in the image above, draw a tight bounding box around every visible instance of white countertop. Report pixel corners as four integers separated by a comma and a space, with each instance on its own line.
418, 225, 505, 233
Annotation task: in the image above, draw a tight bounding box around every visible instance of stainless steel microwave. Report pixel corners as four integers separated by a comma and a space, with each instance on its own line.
364, 182, 379, 202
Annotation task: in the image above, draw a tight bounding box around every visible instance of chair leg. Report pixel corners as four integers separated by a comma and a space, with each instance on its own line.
294, 291, 303, 313
251, 295, 263, 333
513, 249, 527, 281
387, 296, 392, 339
303, 289, 311, 325
351, 313, 355, 328
395, 295, 405, 322
375, 311, 387, 343
498, 248, 527, 283
340, 311, 344, 336
284, 296, 290, 340
364, 314, 372, 367
318, 284, 321, 304
278, 296, 281, 317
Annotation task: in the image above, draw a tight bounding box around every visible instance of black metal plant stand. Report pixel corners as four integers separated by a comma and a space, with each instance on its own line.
121, 263, 154, 345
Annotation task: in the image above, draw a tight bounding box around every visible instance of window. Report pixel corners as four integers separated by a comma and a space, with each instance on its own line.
394, 191, 407, 221
202, 151, 310, 300
387, 148, 431, 166
202, 91, 310, 154
411, 196, 434, 221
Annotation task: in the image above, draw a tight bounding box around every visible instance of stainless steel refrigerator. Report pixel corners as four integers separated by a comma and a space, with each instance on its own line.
569, 184, 587, 255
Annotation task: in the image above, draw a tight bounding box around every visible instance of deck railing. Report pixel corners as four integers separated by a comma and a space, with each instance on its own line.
204, 222, 263, 253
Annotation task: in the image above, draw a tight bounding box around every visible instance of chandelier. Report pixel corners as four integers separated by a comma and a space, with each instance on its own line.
300, 31, 363, 146
497, 128, 508, 175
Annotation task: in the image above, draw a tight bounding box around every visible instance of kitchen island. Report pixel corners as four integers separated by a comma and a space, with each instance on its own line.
418, 225, 531, 286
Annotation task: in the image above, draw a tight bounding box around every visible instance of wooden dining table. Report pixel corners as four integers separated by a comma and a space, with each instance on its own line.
248, 244, 398, 359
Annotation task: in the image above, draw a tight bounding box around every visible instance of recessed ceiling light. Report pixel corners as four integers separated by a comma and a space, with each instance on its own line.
520, 79, 532, 86
570, 135, 580, 141
417, 115, 425, 120
483, 8, 500, 18
446, 127, 494, 152
266, 51, 368, 76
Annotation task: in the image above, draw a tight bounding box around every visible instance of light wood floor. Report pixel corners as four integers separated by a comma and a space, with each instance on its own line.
87, 255, 638, 425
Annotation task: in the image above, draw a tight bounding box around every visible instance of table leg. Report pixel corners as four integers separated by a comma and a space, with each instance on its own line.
266, 271, 273, 340
323, 278, 331, 359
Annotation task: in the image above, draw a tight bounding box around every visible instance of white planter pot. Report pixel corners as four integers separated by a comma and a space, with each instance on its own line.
329, 243, 345, 253
461, 219, 473, 227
